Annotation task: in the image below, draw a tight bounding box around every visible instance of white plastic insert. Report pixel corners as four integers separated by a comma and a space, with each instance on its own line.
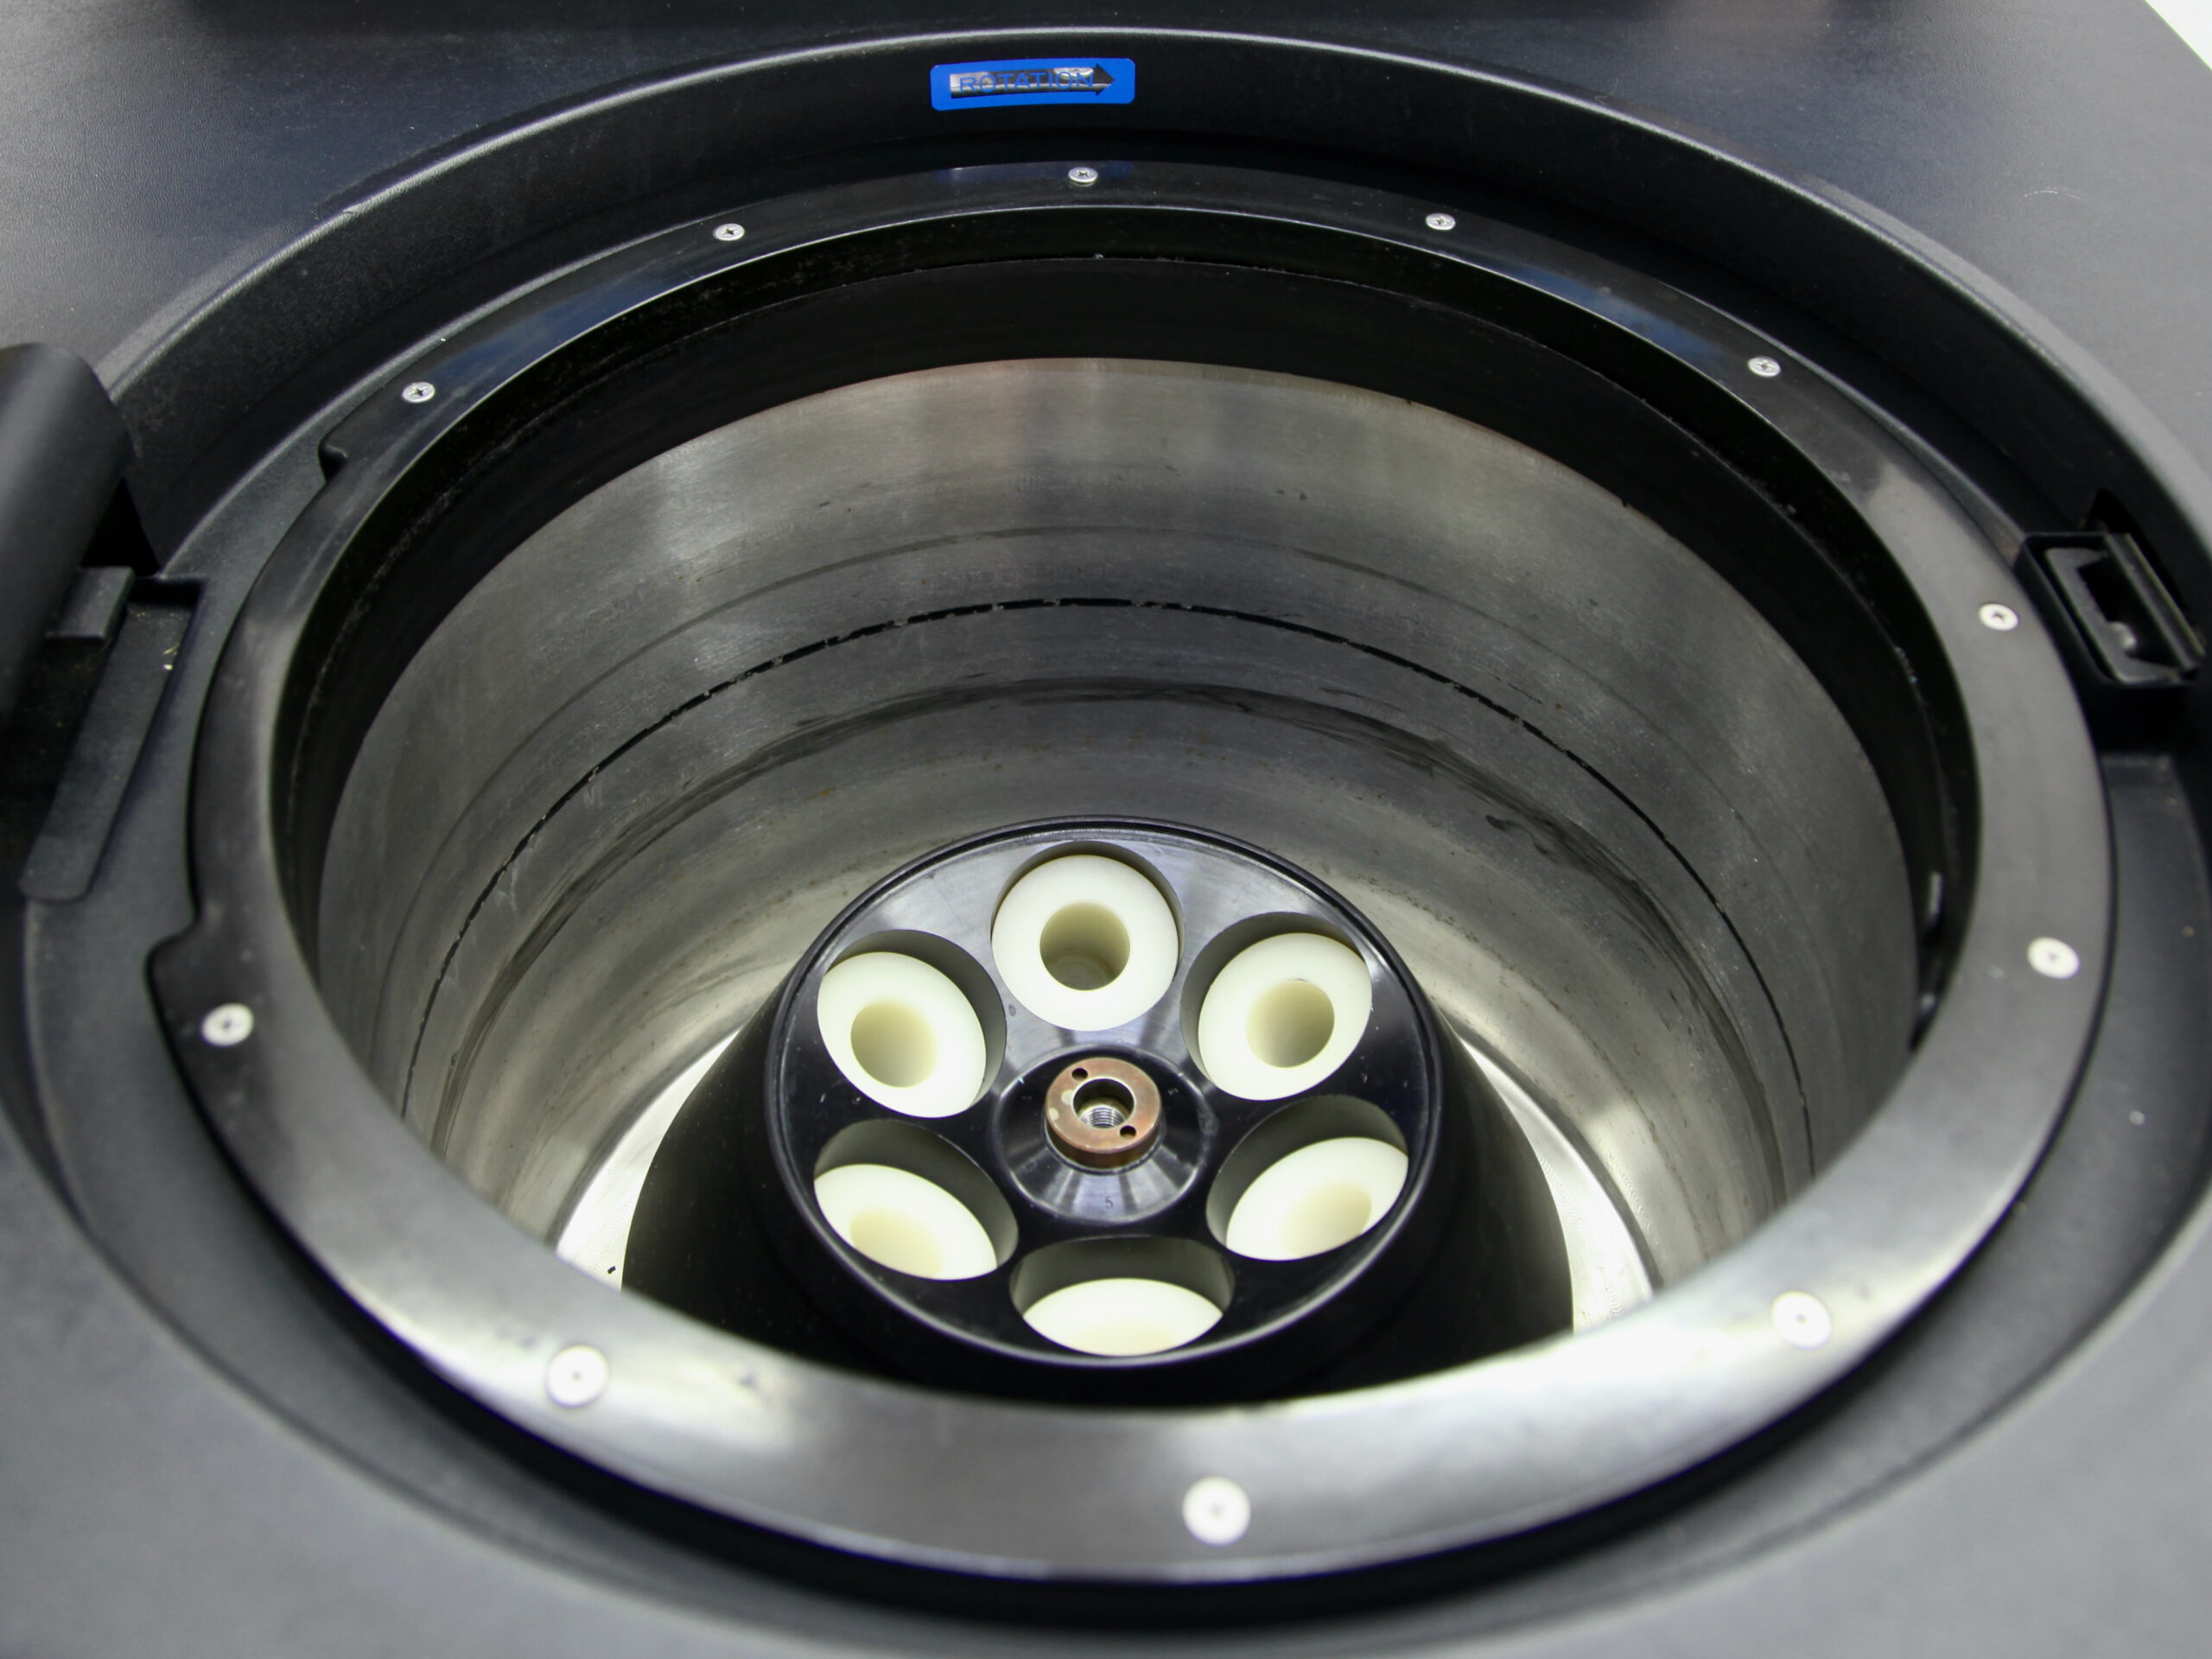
1021, 1278, 1224, 1356
1223, 1136, 1408, 1260
814, 1164, 999, 1279
816, 951, 987, 1117
1195, 932, 1372, 1100
991, 854, 1179, 1031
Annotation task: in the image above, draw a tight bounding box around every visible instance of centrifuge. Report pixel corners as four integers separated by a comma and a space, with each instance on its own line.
2, 5, 2209, 1655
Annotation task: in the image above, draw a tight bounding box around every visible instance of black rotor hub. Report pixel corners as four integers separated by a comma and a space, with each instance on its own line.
627, 819, 1569, 1402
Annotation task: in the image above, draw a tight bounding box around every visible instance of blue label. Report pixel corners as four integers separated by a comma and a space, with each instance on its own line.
931, 57, 1135, 111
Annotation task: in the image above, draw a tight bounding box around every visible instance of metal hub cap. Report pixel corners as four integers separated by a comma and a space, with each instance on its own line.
1046, 1058, 1162, 1171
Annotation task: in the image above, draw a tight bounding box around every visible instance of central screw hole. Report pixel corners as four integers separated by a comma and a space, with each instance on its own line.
1040, 903, 1132, 991
1072, 1076, 1135, 1129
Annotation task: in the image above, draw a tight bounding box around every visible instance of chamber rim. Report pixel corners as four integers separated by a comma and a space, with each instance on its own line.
149, 160, 2110, 1583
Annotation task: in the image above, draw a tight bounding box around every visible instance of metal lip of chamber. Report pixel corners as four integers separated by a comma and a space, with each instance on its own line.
151, 161, 2113, 1582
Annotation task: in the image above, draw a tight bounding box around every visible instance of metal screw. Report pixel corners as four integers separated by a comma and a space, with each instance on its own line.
1747, 356, 1783, 378
200, 1003, 254, 1046
400, 381, 436, 404
1067, 166, 1100, 186
713, 223, 745, 243
1978, 602, 2020, 632
545, 1344, 609, 1407
1770, 1290, 1832, 1350
2028, 937, 2082, 980
1426, 212, 1457, 232
1182, 1476, 1251, 1546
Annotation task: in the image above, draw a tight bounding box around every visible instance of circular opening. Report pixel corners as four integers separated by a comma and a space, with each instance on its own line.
803, 1118, 1020, 1276
1011, 1236, 1236, 1357
991, 854, 1180, 1031
1196, 932, 1373, 1102
1022, 1280, 1224, 1357
814, 952, 987, 1118
1040, 903, 1131, 990
813, 1163, 997, 1280
1224, 1137, 1410, 1260
1246, 979, 1335, 1069
849, 1000, 936, 1089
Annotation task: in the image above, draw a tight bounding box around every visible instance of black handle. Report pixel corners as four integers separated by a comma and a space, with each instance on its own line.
0, 344, 132, 728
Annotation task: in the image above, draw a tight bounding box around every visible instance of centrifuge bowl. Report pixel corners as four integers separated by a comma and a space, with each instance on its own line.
328, 355, 1903, 1306
151, 162, 2110, 1583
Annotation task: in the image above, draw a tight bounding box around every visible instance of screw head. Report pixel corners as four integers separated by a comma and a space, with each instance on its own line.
1746, 355, 1783, 378
1978, 602, 2020, 632
1067, 166, 1100, 186
2028, 937, 2082, 980
1182, 1476, 1251, 1545
1425, 211, 1457, 232
713, 222, 746, 243
545, 1344, 609, 1408
200, 1003, 254, 1046
400, 380, 436, 404
1770, 1290, 1833, 1350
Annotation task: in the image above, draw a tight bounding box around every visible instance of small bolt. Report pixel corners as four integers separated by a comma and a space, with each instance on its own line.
1425, 212, 1457, 232
1747, 356, 1783, 378
1978, 602, 2020, 632
1067, 166, 1100, 186
1771, 1290, 1832, 1350
713, 222, 746, 243
401, 380, 436, 404
2028, 937, 2082, 980
545, 1344, 609, 1408
200, 1003, 254, 1046
1182, 1476, 1251, 1546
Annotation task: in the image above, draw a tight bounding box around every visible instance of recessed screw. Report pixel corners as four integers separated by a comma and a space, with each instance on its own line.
545, 1344, 609, 1407
1747, 355, 1783, 378
713, 222, 745, 243
1426, 212, 1457, 232
1182, 1476, 1250, 1545
1067, 166, 1100, 186
2028, 937, 2082, 980
1770, 1290, 1832, 1349
200, 1003, 254, 1046
401, 380, 436, 404
1978, 602, 2020, 632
